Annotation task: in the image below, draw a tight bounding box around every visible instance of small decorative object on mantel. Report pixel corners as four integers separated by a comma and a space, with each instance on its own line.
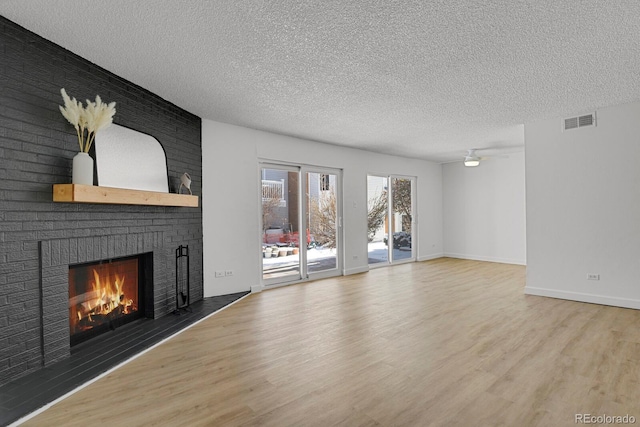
59, 89, 116, 185
179, 172, 192, 195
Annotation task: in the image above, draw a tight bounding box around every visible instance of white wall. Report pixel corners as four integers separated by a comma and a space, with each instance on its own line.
442, 151, 526, 265
525, 101, 640, 309
202, 120, 443, 297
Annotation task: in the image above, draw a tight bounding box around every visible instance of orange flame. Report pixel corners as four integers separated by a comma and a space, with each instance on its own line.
71, 267, 137, 333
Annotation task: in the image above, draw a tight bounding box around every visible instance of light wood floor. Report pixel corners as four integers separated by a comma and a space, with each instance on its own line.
21, 258, 640, 426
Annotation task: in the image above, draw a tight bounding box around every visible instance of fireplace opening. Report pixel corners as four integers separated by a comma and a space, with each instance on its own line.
68, 253, 152, 346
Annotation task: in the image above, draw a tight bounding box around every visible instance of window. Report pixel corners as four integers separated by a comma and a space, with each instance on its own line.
320, 174, 330, 191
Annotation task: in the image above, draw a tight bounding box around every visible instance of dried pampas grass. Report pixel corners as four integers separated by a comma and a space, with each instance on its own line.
59, 88, 116, 153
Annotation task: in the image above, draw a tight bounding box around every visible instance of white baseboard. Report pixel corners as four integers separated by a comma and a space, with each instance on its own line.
417, 253, 444, 262
344, 266, 369, 275
443, 252, 526, 266
525, 286, 640, 310
250, 285, 264, 293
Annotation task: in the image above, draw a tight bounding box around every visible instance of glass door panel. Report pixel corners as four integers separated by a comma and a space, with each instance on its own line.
367, 175, 389, 265
261, 166, 301, 282
391, 177, 413, 262
306, 172, 338, 274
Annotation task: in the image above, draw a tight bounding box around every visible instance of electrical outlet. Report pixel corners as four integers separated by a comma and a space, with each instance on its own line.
215, 271, 225, 278
225, 270, 233, 276
587, 274, 600, 281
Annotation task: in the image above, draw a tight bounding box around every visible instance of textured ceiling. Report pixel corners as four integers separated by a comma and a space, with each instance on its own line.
2, 1, 640, 162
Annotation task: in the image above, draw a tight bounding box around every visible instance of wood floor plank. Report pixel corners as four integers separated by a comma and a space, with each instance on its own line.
18, 258, 640, 427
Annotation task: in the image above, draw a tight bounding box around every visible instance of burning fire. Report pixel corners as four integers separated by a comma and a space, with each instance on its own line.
70, 267, 137, 333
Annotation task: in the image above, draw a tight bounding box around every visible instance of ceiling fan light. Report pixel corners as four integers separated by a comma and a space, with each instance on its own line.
464, 149, 480, 167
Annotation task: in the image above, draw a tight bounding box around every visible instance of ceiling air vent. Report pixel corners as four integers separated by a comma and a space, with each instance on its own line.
563, 113, 596, 131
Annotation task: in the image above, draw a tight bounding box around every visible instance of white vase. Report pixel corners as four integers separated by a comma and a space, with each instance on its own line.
72, 152, 94, 185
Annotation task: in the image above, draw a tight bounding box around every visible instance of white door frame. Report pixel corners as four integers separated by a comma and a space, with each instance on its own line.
259, 163, 303, 287
303, 166, 343, 281
388, 174, 416, 265
259, 162, 343, 287
367, 174, 417, 268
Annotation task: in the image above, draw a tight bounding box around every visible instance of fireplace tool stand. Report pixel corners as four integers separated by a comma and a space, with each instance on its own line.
174, 245, 191, 314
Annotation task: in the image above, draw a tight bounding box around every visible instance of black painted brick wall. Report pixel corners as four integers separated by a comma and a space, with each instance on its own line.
0, 16, 203, 385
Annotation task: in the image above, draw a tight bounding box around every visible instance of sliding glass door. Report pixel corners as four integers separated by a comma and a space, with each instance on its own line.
261, 165, 301, 282
367, 175, 389, 264
305, 170, 340, 278
390, 177, 414, 262
261, 164, 342, 285
367, 175, 415, 266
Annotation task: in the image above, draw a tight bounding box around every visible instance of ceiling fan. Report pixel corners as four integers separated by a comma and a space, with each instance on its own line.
463, 148, 509, 167
463, 149, 482, 167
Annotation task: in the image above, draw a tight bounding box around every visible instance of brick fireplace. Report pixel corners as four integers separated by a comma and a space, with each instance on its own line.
40, 233, 165, 363
0, 16, 203, 385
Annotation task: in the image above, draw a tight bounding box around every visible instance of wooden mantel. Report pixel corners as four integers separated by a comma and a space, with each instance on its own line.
53, 184, 199, 207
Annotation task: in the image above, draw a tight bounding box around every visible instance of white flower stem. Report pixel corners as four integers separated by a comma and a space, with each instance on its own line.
85, 132, 96, 153
75, 127, 83, 152
79, 124, 86, 152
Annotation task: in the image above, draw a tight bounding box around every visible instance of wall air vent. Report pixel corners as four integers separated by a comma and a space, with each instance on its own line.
563, 113, 596, 131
